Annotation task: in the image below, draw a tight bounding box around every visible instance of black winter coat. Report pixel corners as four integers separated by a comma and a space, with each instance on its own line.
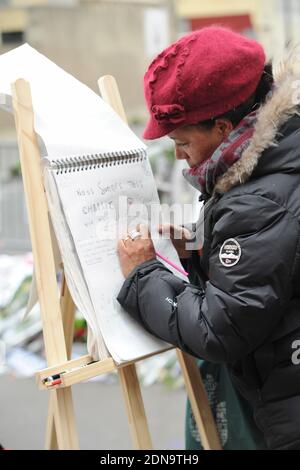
117, 60, 300, 450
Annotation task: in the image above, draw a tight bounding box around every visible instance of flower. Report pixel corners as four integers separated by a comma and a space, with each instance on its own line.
152, 103, 186, 124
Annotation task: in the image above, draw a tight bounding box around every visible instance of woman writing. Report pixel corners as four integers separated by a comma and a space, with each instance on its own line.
117, 27, 300, 450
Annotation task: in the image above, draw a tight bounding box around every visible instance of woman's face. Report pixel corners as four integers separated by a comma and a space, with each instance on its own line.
168, 119, 233, 168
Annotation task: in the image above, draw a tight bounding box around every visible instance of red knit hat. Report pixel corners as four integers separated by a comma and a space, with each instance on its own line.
143, 27, 266, 140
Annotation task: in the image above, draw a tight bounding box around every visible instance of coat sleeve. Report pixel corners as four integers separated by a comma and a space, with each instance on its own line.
180, 250, 208, 290
117, 194, 299, 362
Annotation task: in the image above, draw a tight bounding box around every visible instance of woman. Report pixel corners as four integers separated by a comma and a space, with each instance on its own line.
116, 27, 300, 450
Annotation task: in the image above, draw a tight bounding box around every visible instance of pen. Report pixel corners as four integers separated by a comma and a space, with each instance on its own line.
42, 360, 96, 384
42, 372, 66, 383
155, 250, 189, 277
46, 379, 62, 387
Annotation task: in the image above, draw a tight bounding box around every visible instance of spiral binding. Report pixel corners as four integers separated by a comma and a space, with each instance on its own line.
49, 148, 147, 174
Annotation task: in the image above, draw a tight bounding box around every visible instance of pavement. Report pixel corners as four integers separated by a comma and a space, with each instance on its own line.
0, 374, 186, 450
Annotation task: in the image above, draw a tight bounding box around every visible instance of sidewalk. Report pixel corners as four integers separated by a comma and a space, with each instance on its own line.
0, 374, 186, 450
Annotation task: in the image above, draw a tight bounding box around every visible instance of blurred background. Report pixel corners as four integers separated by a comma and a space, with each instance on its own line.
0, 0, 299, 450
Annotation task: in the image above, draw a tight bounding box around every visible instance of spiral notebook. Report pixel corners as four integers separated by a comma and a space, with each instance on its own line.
43, 147, 187, 364
0, 44, 187, 363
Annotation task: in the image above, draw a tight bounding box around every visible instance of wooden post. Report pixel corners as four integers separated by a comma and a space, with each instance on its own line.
98, 75, 221, 450
177, 350, 221, 450
98, 75, 153, 450
118, 365, 152, 449
46, 277, 76, 449
12, 79, 79, 450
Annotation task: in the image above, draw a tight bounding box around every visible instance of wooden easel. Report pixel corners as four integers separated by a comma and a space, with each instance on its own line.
11, 76, 222, 450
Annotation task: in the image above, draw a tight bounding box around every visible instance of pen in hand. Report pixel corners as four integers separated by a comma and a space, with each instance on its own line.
155, 250, 189, 277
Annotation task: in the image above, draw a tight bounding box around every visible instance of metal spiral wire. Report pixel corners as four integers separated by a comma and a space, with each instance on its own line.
53, 148, 146, 174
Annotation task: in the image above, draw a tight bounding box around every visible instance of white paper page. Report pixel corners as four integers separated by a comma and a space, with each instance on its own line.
0, 44, 145, 157
44, 169, 108, 360
0, 44, 146, 331
52, 158, 187, 362
0, 44, 187, 362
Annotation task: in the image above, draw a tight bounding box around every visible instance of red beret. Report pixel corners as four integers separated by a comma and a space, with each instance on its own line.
143, 27, 266, 140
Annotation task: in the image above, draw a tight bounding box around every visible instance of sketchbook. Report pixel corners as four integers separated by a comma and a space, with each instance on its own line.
0, 44, 187, 364
43, 149, 188, 364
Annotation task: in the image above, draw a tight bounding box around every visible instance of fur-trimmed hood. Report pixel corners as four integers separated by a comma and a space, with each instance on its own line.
214, 46, 300, 195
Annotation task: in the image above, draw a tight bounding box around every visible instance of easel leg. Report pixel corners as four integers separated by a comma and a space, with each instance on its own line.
45, 276, 78, 450
45, 395, 58, 450
45, 387, 79, 450
118, 364, 152, 450
12, 79, 79, 451
176, 350, 222, 450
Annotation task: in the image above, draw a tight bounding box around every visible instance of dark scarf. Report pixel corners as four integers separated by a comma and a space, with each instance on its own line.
182, 111, 258, 198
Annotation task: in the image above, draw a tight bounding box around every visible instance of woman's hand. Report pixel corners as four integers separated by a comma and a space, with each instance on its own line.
117, 224, 156, 278
158, 223, 193, 259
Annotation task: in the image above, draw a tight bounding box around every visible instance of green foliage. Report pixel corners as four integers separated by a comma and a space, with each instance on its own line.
0, 275, 32, 318
9, 161, 22, 179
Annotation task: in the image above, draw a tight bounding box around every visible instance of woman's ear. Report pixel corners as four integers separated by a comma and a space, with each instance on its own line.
215, 119, 233, 139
